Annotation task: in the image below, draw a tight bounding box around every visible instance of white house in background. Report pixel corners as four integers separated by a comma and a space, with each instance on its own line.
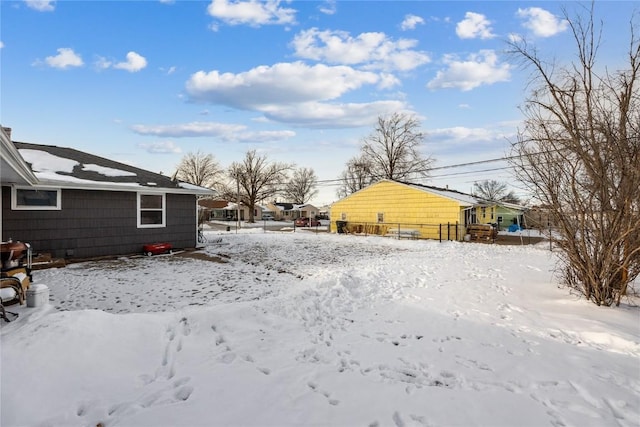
267, 202, 319, 221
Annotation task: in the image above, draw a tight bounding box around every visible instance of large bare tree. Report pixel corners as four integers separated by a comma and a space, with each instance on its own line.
283, 167, 318, 204
336, 155, 375, 199
473, 180, 521, 204
360, 112, 434, 181
174, 151, 221, 188
223, 150, 292, 223
509, 5, 640, 306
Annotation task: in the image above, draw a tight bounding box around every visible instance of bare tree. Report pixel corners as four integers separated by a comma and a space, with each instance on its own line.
283, 167, 318, 204
360, 112, 434, 181
473, 180, 521, 204
336, 155, 376, 199
222, 150, 292, 223
509, 5, 640, 306
174, 151, 221, 188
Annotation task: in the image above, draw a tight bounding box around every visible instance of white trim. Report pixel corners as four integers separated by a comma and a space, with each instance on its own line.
29, 179, 214, 196
1, 128, 38, 186
137, 192, 166, 228
11, 186, 61, 210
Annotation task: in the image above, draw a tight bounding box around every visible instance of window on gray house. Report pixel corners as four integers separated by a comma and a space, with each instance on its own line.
138, 193, 166, 228
12, 187, 61, 210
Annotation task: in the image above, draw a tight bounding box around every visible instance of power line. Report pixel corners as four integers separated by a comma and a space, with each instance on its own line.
315, 154, 517, 184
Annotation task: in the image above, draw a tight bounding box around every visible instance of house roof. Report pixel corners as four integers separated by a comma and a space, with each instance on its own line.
274, 202, 294, 211
337, 180, 526, 211
1, 128, 38, 186
273, 202, 317, 211
13, 142, 214, 196
378, 180, 478, 207
199, 199, 232, 209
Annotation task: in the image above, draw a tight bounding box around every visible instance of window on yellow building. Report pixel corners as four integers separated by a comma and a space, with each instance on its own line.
481, 207, 486, 218
341, 213, 346, 220
377, 212, 384, 223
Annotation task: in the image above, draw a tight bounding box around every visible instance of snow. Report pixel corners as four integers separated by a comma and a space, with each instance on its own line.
18, 149, 77, 174
2, 231, 639, 427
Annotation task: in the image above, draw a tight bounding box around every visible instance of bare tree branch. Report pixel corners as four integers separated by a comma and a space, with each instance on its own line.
174, 151, 221, 188
283, 167, 318, 204
472, 180, 521, 204
361, 112, 434, 181
220, 150, 292, 223
508, 6, 640, 306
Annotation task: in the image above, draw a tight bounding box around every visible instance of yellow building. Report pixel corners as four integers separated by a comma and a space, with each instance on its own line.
330, 180, 481, 241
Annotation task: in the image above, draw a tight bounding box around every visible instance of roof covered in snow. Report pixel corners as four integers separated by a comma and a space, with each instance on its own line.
13, 142, 214, 196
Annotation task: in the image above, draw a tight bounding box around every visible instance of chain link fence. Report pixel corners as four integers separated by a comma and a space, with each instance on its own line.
334, 221, 465, 242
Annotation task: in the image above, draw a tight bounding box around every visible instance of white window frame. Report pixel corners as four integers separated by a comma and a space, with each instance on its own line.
11, 186, 61, 210
137, 193, 166, 228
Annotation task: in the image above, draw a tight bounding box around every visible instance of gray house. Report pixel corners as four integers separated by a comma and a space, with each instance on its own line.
1, 127, 214, 259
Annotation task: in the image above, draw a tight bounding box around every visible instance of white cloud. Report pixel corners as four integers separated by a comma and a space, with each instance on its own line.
186, 61, 382, 108
318, 0, 336, 15
507, 33, 523, 43
137, 141, 182, 154
158, 65, 177, 75
131, 122, 295, 143
427, 50, 511, 91
44, 48, 84, 69
225, 129, 296, 143
456, 12, 495, 39
0, 41, 4, 49
261, 100, 410, 129
430, 126, 498, 142
113, 51, 147, 72
427, 123, 518, 148
184, 62, 413, 128
207, 0, 296, 27
24, 0, 55, 12
401, 14, 425, 31
96, 52, 147, 72
131, 122, 246, 137
291, 28, 430, 71
517, 7, 568, 37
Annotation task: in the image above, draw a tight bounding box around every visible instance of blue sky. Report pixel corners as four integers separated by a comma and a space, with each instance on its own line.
1, 0, 635, 204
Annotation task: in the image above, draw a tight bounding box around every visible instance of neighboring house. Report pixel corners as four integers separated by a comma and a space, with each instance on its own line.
524, 205, 555, 231
471, 201, 527, 230
198, 199, 237, 221
1, 128, 214, 259
197, 198, 262, 222
317, 205, 331, 220
267, 202, 319, 221
329, 180, 526, 240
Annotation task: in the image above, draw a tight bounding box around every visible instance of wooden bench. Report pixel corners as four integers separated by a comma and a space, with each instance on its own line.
467, 224, 497, 241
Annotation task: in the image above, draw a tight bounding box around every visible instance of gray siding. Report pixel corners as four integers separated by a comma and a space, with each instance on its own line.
2, 187, 197, 259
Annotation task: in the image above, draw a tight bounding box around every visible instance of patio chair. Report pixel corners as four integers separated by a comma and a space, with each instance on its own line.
1, 276, 23, 322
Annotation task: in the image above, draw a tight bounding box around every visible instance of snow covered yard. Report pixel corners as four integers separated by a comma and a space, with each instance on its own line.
1, 232, 639, 427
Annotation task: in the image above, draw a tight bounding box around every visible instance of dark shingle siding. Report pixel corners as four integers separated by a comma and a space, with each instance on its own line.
2, 187, 197, 258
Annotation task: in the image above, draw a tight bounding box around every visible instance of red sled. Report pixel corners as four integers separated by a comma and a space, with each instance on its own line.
143, 242, 173, 256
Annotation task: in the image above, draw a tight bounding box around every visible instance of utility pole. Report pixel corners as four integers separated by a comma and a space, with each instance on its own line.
236, 173, 241, 232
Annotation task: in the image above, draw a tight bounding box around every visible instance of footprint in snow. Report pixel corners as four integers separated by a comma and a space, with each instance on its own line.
307, 381, 339, 406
